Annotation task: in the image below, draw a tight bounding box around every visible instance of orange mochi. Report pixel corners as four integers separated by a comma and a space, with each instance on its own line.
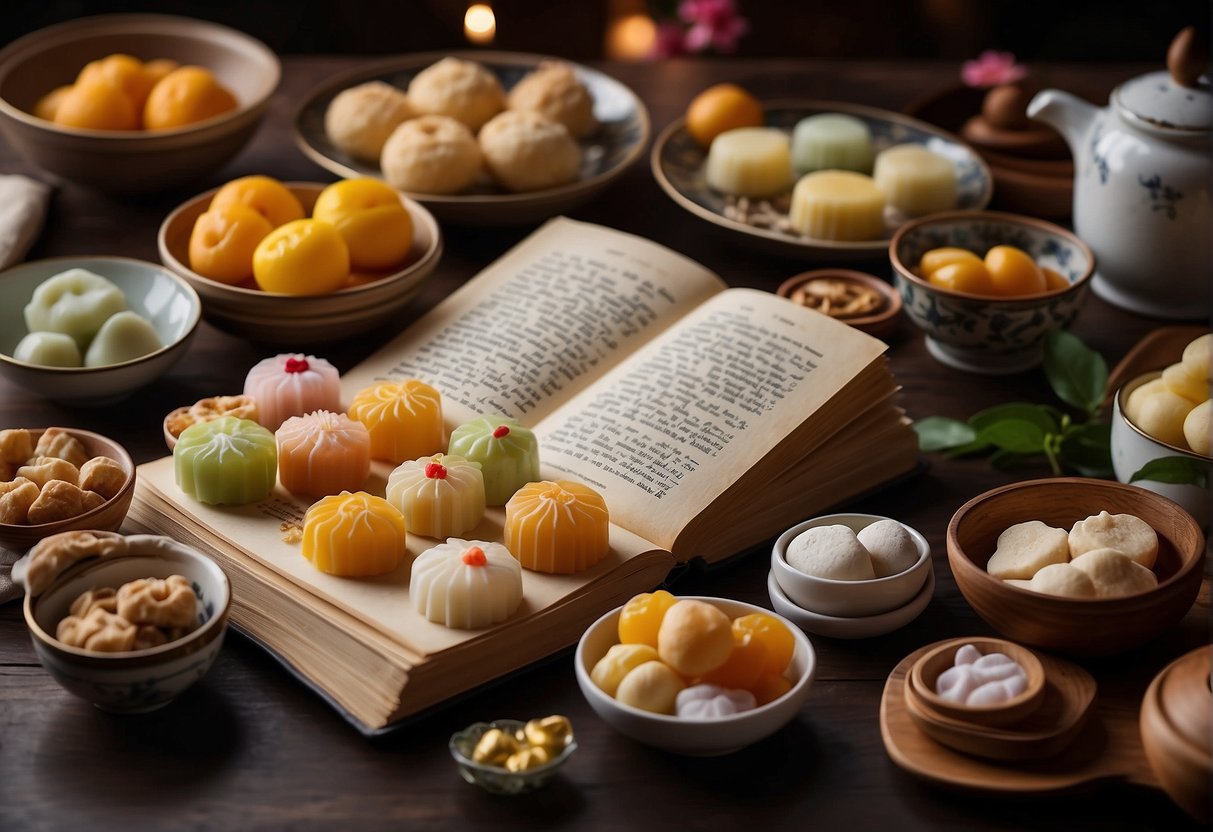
302, 491, 406, 577
504, 480, 609, 574
348, 379, 444, 464
276, 411, 371, 496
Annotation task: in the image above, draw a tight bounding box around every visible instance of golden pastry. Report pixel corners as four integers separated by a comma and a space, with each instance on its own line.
79, 456, 127, 500
27, 480, 86, 524
116, 574, 197, 629
34, 428, 89, 468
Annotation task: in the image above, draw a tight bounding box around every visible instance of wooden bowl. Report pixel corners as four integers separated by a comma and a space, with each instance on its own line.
0, 427, 135, 553
948, 477, 1206, 656
776, 270, 902, 340
1140, 646, 1211, 823
907, 637, 1046, 727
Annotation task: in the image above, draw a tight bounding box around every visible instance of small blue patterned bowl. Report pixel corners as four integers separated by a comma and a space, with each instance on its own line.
20, 534, 230, 714
890, 211, 1094, 374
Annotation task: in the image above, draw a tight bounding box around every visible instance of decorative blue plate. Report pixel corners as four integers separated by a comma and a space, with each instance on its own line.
651, 100, 992, 259
294, 51, 649, 225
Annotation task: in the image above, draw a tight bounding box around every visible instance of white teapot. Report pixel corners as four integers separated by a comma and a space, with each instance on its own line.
1028, 29, 1210, 320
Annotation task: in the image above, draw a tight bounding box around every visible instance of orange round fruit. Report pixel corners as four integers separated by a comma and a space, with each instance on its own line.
253, 219, 350, 295
33, 84, 73, 122
927, 260, 996, 295
984, 245, 1045, 297
210, 176, 305, 229
188, 204, 274, 284
142, 58, 180, 89
731, 613, 794, 676
143, 66, 237, 130
918, 247, 982, 278
52, 77, 139, 131
685, 83, 763, 149
1042, 266, 1070, 292
618, 589, 678, 648
312, 178, 413, 271
697, 629, 768, 691
77, 53, 156, 112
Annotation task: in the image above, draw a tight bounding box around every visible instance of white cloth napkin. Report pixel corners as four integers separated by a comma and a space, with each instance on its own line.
0, 174, 51, 270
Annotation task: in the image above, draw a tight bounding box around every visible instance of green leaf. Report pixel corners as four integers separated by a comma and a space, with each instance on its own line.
969, 402, 1059, 434
975, 419, 1048, 453
914, 417, 977, 452
1043, 331, 1108, 416
1130, 456, 1210, 488
1058, 421, 1114, 477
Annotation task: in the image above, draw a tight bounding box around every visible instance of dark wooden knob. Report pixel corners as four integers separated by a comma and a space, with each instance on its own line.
1167, 26, 1208, 88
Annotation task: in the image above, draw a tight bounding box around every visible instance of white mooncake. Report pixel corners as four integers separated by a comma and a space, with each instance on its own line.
872, 144, 957, 217
704, 127, 793, 198
410, 539, 523, 629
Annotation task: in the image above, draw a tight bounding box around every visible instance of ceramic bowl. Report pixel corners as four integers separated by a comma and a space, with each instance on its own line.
771, 513, 932, 617
1112, 372, 1211, 528
574, 596, 815, 755
906, 637, 1046, 728
776, 269, 902, 340
0, 14, 279, 194
19, 533, 230, 712
293, 51, 649, 226
448, 719, 578, 795
948, 477, 1206, 656
158, 182, 442, 344
767, 568, 935, 640
0, 256, 200, 404
0, 428, 135, 553
889, 210, 1094, 375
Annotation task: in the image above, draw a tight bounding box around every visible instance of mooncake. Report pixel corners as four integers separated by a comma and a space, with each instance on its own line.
302, 491, 407, 577
173, 416, 277, 505
788, 170, 885, 241
447, 416, 539, 505
872, 144, 957, 217
386, 453, 485, 538
704, 127, 793, 198
276, 410, 371, 496
409, 538, 523, 629
504, 480, 609, 574
243, 353, 341, 431
791, 113, 874, 174
348, 379, 444, 464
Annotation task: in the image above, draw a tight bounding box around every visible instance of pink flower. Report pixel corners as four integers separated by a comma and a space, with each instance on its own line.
652, 20, 688, 59
962, 50, 1028, 88
679, 0, 749, 54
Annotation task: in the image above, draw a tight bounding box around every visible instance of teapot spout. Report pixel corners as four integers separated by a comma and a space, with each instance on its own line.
1027, 89, 1097, 153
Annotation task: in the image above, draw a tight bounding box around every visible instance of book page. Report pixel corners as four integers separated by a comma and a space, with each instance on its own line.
534, 288, 890, 552
341, 217, 726, 428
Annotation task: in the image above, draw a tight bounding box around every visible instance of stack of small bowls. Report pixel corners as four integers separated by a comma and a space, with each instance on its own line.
769, 513, 934, 638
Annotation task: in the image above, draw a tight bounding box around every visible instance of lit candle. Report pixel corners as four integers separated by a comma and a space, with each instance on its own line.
386, 453, 486, 538
174, 416, 277, 505
302, 491, 407, 577
464, 3, 496, 45
410, 538, 523, 629
504, 480, 610, 574
348, 379, 444, 464
447, 415, 539, 506
276, 410, 371, 496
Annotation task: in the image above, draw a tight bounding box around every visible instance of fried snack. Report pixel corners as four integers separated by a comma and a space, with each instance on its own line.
165, 394, 259, 440
81, 490, 106, 512
27, 480, 88, 525
116, 574, 197, 629
0, 428, 34, 465
68, 586, 118, 617
34, 428, 89, 468
19, 530, 128, 594
56, 607, 137, 652
0, 479, 39, 524
79, 456, 127, 500
16, 457, 79, 489
132, 625, 170, 650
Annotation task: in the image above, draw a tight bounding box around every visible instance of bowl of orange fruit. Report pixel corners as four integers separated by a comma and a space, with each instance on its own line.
889, 210, 1095, 375
0, 14, 279, 194
158, 174, 442, 344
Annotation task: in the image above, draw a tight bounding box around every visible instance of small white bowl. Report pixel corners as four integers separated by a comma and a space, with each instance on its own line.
574, 596, 815, 756
771, 513, 932, 617
19, 533, 230, 713
0, 256, 200, 404
768, 568, 935, 639
1112, 373, 1211, 528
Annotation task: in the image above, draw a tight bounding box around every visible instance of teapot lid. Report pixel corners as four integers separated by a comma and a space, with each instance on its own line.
1115, 71, 1211, 132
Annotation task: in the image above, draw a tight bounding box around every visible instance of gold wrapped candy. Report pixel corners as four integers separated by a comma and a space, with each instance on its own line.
523, 715, 573, 751
470, 715, 573, 771
472, 727, 520, 766
505, 746, 551, 772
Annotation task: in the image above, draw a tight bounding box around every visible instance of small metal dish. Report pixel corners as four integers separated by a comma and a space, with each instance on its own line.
448, 719, 577, 795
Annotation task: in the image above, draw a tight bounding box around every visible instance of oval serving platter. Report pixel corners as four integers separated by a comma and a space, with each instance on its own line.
293, 50, 649, 225
651, 100, 992, 259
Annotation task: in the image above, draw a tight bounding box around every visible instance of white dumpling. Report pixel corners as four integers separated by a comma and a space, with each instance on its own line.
84, 311, 160, 367
409, 538, 522, 629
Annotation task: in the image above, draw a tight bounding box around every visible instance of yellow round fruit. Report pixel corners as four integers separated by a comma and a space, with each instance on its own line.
984, 245, 1046, 297
928, 260, 995, 295
142, 58, 179, 89
33, 84, 73, 122
685, 83, 763, 149
210, 176, 305, 229
918, 247, 982, 278
1041, 267, 1070, 292
52, 77, 139, 131
312, 178, 414, 271
188, 204, 274, 284
253, 219, 350, 295
143, 65, 237, 130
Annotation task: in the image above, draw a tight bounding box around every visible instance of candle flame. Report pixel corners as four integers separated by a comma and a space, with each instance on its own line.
464, 4, 496, 45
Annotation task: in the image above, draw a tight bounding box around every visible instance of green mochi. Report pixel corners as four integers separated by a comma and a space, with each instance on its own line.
24, 268, 128, 349
84, 311, 162, 367
13, 331, 82, 367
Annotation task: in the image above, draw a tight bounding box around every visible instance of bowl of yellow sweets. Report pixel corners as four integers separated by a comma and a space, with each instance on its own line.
575, 592, 815, 756
158, 175, 442, 344
0, 14, 279, 194
890, 210, 1094, 375
1111, 331, 1211, 527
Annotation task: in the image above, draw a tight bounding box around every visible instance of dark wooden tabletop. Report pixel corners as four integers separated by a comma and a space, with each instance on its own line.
1, 56, 1207, 831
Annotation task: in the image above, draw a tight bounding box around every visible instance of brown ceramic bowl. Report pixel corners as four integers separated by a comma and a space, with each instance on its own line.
907, 637, 1046, 728
947, 477, 1206, 656
0, 14, 279, 194
776, 270, 902, 340
0, 428, 136, 552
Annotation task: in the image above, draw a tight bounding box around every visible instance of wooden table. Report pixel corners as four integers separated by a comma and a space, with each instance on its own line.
1, 57, 1206, 831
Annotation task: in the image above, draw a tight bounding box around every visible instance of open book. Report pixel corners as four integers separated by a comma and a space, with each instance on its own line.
127, 217, 918, 734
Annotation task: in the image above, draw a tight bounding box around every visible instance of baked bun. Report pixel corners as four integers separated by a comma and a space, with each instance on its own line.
507, 61, 597, 138
324, 81, 415, 162
407, 57, 504, 131
478, 110, 580, 193
380, 115, 483, 195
